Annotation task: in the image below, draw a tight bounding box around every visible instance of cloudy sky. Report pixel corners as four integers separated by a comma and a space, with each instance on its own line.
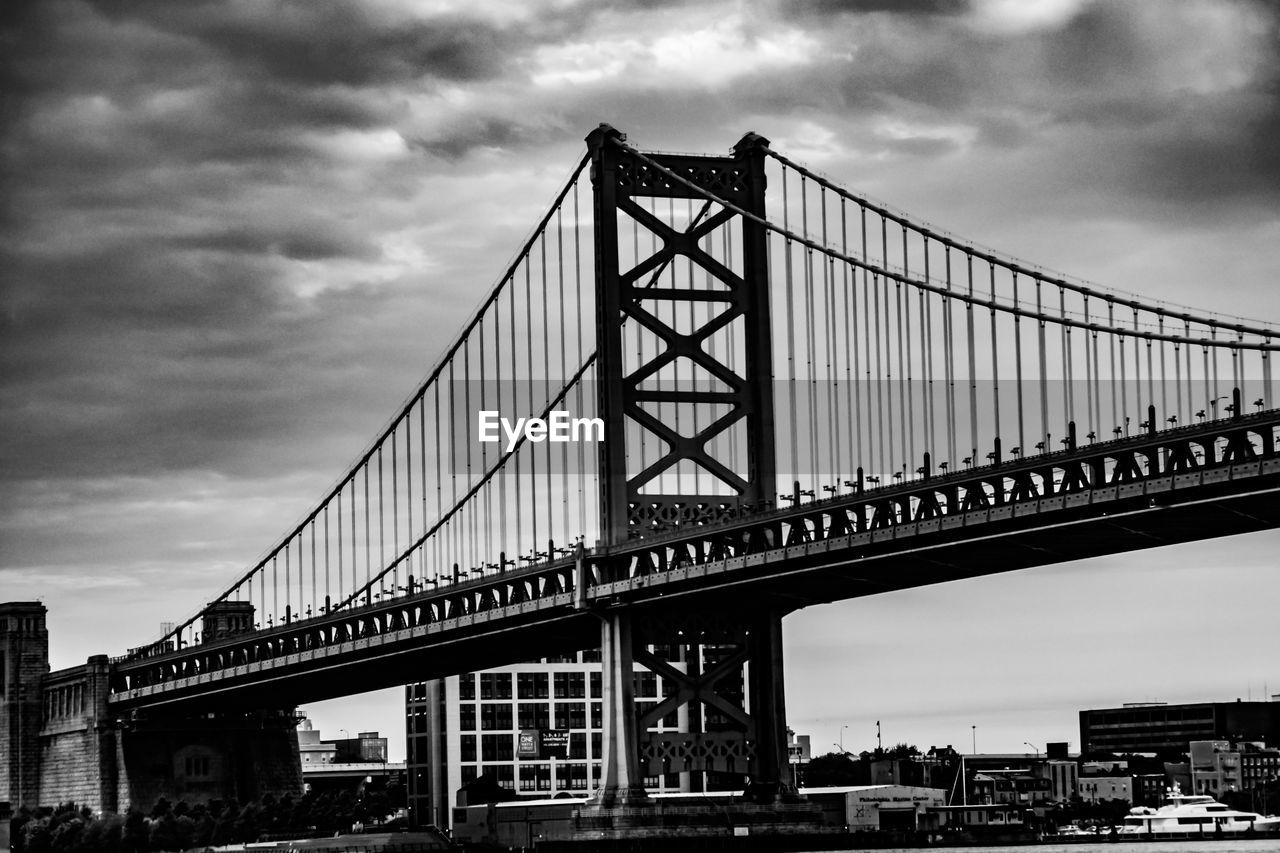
4, 0, 1280, 764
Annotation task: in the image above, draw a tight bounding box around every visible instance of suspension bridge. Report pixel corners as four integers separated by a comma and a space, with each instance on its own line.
6, 125, 1280, 824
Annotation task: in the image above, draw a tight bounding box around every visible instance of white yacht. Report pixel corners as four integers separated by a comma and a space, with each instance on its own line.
1119, 784, 1280, 835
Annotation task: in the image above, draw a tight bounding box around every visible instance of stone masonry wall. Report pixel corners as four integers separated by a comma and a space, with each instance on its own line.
1, 603, 50, 809
4, 602, 304, 815
37, 656, 116, 813
117, 710, 303, 812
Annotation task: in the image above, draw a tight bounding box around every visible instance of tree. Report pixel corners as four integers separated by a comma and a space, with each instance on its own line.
805, 752, 861, 787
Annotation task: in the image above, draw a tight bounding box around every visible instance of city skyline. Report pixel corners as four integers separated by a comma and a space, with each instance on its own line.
4, 0, 1280, 765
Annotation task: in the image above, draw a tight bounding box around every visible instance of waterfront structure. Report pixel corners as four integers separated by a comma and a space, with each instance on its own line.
803, 785, 947, 831
298, 719, 338, 767
1078, 770, 1132, 803
1189, 740, 1242, 796
297, 721, 403, 795
1240, 743, 1280, 791
1080, 700, 1280, 757
330, 731, 388, 763
787, 729, 812, 787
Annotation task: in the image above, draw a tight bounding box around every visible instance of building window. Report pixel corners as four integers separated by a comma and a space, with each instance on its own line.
634, 672, 657, 698
460, 735, 476, 763
493, 764, 515, 789
590, 671, 601, 697
481, 673, 512, 700
459, 674, 476, 701
566, 762, 589, 790
518, 702, 550, 730
570, 732, 587, 759
482, 734, 514, 762
481, 703, 513, 731
184, 756, 211, 778
555, 702, 586, 730
591, 702, 602, 729
518, 672, 549, 699
459, 704, 476, 731
553, 672, 586, 699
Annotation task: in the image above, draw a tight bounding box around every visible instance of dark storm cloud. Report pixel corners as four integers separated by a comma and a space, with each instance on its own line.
791, 0, 967, 16
406, 116, 547, 161
83, 1, 516, 86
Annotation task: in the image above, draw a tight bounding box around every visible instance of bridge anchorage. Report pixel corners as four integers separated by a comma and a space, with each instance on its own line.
8, 124, 1280, 845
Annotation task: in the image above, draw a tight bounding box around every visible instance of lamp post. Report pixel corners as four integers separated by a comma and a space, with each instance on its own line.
972, 725, 977, 754
1025, 742, 1041, 758
840, 725, 849, 753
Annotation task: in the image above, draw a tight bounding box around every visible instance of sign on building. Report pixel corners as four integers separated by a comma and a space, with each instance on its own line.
540, 729, 569, 759
517, 729, 570, 759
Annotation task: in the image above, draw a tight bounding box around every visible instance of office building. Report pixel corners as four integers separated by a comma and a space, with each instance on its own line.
1079, 700, 1280, 757
405, 645, 751, 830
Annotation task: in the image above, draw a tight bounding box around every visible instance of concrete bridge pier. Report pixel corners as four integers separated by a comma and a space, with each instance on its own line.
589, 610, 649, 808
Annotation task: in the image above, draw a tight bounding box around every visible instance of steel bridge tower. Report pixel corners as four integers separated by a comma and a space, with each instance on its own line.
585, 125, 793, 807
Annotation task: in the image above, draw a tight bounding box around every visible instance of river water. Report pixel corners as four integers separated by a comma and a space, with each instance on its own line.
814, 842, 1280, 853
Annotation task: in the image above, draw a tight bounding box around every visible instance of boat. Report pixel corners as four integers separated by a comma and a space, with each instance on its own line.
1118, 783, 1280, 835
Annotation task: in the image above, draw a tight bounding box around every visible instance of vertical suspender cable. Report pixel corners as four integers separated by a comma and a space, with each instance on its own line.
574, 183, 586, 539
1013, 272, 1025, 453
900, 236, 911, 476
1108, 300, 1118, 434
1083, 296, 1094, 439
881, 216, 894, 477
419, 398, 427, 581
824, 189, 840, 488
802, 178, 819, 489
842, 199, 856, 475
1184, 318, 1194, 424
1159, 313, 1169, 423
558, 205, 570, 549
988, 262, 1000, 454
944, 247, 956, 466
965, 253, 977, 462
1061, 287, 1073, 433
525, 257, 537, 557
782, 167, 798, 482
1037, 279, 1048, 452
843, 199, 859, 472
541, 231, 552, 545
923, 239, 935, 461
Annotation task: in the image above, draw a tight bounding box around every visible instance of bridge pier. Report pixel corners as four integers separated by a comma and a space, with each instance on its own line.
580, 603, 819, 840
3, 600, 303, 813
743, 608, 794, 803
590, 610, 648, 807
114, 708, 303, 810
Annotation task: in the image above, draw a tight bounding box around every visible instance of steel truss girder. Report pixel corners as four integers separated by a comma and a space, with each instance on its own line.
110, 412, 1280, 707
587, 124, 776, 543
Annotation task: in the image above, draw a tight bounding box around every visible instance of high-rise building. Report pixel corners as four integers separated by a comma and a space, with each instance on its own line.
1079, 700, 1280, 757
405, 645, 750, 831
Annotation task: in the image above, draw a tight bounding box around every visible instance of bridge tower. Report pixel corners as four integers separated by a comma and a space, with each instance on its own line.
585, 126, 794, 809
1, 602, 49, 808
